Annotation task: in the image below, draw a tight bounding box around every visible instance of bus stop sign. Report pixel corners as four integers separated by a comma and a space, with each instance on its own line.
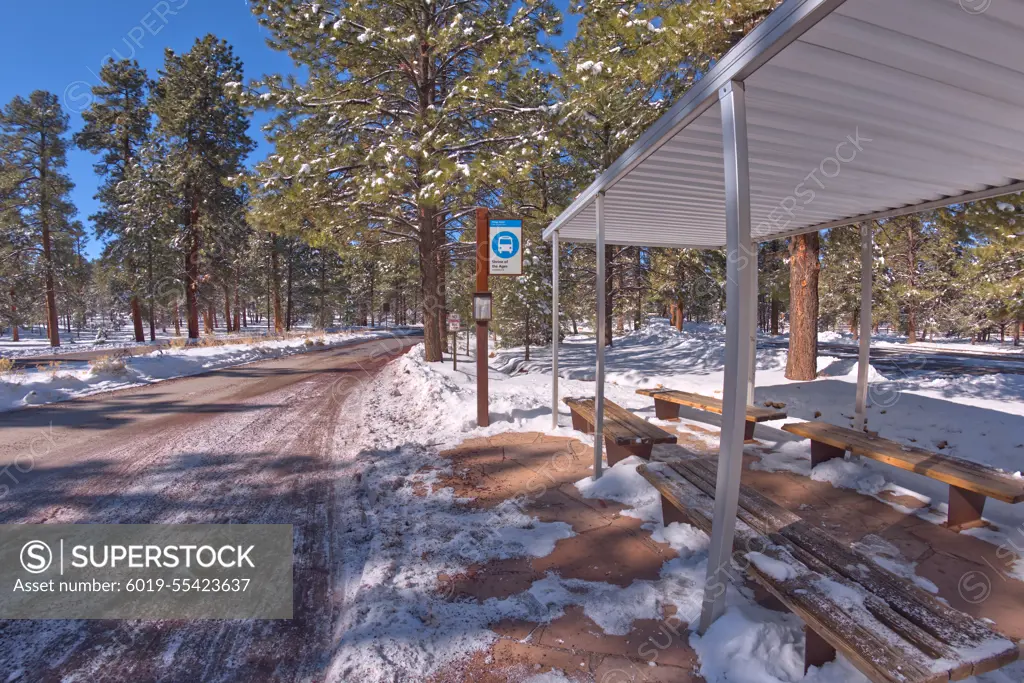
489, 219, 523, 276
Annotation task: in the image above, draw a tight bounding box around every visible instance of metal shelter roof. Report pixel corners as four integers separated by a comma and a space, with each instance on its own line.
542, 0, 1024, 248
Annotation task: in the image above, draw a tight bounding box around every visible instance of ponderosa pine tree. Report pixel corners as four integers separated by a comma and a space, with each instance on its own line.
75, 59, 152, 342
150, 36, 253, 341
819, 225, 865, 336
939, 196, 1024, 343
243, 0, 559, 361
0, 91, 77, 347
557, 0, 779, 345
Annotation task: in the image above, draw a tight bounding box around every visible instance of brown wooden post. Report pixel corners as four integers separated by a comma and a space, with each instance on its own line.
476, 208, 490, 427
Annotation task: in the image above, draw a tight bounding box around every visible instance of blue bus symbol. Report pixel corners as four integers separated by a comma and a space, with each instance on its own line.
492, 231, 520, 258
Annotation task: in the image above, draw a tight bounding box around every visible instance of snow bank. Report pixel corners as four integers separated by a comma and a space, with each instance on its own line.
0, 331, 393, 413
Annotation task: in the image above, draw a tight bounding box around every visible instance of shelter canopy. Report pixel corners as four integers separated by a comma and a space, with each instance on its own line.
543, 0, 1024, 249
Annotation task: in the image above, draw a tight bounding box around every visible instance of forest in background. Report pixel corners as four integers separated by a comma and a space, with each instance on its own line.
1, 0, 1021, 381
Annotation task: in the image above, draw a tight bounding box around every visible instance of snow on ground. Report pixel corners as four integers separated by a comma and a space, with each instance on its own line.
0, 330, 397, 413
815, 329, 1024, 356
0, 324, 397, 359
339, 319, 1024, 681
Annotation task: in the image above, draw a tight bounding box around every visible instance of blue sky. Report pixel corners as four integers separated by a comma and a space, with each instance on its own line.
1, 1, 577, 259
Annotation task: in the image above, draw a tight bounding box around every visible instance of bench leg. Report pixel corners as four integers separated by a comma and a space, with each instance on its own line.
744, 420, 756, 443
810, 440, 845, 468
661, 495, 689, 526
570, 408, 594, 435
654, 398, 679, 420
804, 626, 836, 673
947, 485, 987, 531
605, 439, 653, 467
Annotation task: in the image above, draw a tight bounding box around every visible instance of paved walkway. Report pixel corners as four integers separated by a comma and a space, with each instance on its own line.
430, 425, 1024, 682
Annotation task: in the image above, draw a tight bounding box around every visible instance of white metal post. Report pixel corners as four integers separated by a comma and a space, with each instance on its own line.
700, 81, 754, 634
855, 223, 873, 432
552, 230, 560, 431
594, 192, 607, 481
747, 252, 758, 405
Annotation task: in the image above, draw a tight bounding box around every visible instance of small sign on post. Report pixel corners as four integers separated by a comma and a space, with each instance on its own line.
489, 219, 523, 276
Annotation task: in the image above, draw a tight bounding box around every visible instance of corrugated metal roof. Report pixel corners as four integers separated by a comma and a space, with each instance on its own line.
543, 0, 1024, 247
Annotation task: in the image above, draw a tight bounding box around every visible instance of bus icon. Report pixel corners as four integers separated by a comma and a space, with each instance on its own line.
497, 235, 515, 255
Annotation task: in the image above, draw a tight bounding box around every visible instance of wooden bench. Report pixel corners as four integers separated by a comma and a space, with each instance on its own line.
638, 456, 1019, 682
782, 421, 1024, 531
636, 388, 787, 442
563, 397, 677, 466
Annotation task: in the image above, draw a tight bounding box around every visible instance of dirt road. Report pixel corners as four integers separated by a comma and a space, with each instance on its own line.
0, 335, 419, 682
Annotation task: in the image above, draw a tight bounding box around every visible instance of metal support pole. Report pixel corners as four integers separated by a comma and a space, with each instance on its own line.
700, 81, 754, 634
748, 252, 758, 406
594, 192, 607, 481
552, 230, 560, 431
855, 223, 873, 432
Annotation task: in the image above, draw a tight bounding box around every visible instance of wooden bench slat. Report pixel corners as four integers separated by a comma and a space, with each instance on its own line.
674, 459, 975, 677
563, 397, 677, 445
638, 463, 944, 683
782, 421, 1024, 504
678, 459, 1018, 676
636, 388, 787, 422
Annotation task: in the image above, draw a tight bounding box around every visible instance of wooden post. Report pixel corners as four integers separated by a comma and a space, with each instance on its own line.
452, 329, 457, 371
476, 208, 490, 427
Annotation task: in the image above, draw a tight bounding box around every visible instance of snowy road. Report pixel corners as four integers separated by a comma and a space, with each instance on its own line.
0, 335, 419, 682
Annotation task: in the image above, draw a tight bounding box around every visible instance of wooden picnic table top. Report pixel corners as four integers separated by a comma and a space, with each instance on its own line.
636, 388, 787, 422
783, 421, 1024, 504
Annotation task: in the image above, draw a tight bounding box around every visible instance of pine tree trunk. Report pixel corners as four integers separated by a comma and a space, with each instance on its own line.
130, 296, 145, 342
173, 302, 181, 337
785, 232, 820, 381
271, 235, 284, 334
185, 195, 201, 340
770, 295, 780, 335
10, 290, 18, 341
223, 283, 233, 334
1015, 320, 1021, 346
147, 237, 156, 341
525, 307, 531, 361
675, 296, 684, 331
906, 309, 917, 344
286, 242, 294, 333
41, 227, 60, 347
851, 311, 859, 341
233, 289, 240, 332
419, 205, 443, 362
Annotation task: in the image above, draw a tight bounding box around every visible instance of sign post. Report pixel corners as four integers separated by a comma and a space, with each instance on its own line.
447, 313, 461, 371
475, 209, 490, 427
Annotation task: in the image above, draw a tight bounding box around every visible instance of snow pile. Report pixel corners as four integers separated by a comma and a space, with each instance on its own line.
574, 454, 661, 523
0, 331, 395, 413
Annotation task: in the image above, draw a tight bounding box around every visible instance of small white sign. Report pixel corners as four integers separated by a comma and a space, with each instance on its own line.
489, 219, 523, 276
447, 313, 461, 332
